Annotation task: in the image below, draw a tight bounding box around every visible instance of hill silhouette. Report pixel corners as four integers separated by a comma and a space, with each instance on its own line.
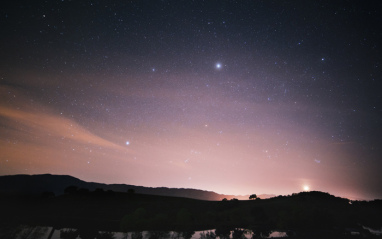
0, 174, 274, 200
0, 186, 381, 238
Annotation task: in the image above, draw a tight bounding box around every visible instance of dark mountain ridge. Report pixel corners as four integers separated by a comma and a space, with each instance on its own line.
1, 184, 381, 238
0, 174, 274, 201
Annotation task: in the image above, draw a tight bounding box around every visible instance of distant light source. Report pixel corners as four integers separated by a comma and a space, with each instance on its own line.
216, 63, 222, 69
125, 141, 130, 145
303, 185, 310, 191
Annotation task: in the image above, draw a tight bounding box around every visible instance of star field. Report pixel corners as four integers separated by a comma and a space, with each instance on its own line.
0, 0, 381, 200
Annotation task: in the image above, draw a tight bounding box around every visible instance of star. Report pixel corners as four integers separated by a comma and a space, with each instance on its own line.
1, 0, 380, 202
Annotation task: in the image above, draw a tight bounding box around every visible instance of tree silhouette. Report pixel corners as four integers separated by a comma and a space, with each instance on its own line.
249, 194, 257, 200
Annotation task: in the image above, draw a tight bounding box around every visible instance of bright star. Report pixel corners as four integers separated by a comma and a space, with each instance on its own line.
125, 141, 130, 145
216, 63, 222, 69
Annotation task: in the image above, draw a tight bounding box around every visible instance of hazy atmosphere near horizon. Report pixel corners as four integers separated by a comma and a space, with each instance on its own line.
0, 0, 381, 200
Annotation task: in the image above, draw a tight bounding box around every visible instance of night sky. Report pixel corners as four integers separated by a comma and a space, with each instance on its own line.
1, 0, 381, 200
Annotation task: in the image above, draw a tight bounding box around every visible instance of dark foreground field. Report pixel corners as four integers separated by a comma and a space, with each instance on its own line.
0, 190, 381, 238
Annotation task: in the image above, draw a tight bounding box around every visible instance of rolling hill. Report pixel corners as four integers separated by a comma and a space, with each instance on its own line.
0, 174, 273, 201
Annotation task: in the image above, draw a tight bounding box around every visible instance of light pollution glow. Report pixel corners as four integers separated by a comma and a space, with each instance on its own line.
0, 72, 378, 200
1, 0, 381, 201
